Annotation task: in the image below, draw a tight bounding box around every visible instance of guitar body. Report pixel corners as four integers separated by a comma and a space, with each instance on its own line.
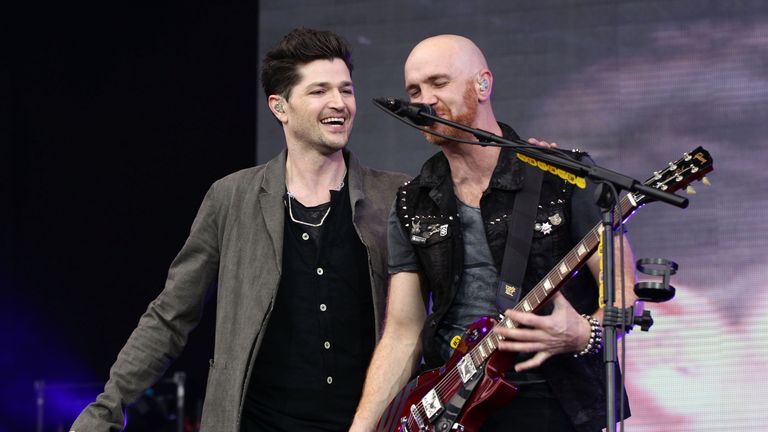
457, 349, 518, 431
376, 317, 519, 432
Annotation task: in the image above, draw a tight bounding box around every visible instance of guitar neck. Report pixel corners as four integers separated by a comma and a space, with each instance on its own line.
468, 193, 639, 366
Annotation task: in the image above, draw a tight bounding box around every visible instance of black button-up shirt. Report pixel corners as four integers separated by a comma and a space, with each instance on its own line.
243, 182, 374, 431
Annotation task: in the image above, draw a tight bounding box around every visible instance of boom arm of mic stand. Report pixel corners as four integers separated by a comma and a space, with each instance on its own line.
418, 112, 688, 209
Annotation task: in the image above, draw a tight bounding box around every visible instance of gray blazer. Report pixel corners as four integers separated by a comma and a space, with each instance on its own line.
71, 150, 409, 431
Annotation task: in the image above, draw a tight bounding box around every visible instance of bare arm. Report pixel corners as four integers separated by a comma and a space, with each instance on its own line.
497, 233, 638, 372
350, 271, 427, 431
585, 233, 639, 323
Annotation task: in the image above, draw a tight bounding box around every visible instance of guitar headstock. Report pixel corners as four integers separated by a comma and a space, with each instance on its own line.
634, 146, 714, 206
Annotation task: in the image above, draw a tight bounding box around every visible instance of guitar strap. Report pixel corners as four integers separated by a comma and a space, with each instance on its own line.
496, 163, 544, 313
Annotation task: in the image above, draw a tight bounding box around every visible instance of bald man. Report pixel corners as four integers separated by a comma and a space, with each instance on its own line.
350, 35, 637, 432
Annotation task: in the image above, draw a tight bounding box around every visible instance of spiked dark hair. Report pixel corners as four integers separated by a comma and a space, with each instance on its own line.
261, 28, 353, 100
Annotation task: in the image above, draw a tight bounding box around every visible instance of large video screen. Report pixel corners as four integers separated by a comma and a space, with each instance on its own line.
259, 1, 768, 430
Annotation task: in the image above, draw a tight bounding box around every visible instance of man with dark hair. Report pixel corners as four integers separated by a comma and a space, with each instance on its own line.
70, 28, 408, 432
261, 28, 354, 99
350, 35, 638, 432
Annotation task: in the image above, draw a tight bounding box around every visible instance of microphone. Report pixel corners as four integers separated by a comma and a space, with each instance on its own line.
373, 97, 436, 126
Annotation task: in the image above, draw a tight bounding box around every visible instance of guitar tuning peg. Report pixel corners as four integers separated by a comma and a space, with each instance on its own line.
686, 185, 697, 195
702, 176, 711, 186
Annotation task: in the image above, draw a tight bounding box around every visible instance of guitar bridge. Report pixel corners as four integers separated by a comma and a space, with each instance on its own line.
410, 404, 426, 430
420, 388, 444, 420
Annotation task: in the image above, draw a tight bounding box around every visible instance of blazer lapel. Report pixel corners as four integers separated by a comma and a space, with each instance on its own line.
259, 150, 287, 271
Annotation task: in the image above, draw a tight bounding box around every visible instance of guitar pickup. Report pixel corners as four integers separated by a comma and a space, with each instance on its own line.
457, 354, 478, 384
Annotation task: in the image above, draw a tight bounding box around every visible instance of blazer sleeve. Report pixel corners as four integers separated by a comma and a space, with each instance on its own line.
70, 182, 222, 432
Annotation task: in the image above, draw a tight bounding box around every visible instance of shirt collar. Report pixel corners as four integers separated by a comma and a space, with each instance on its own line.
417, 122, 525, 192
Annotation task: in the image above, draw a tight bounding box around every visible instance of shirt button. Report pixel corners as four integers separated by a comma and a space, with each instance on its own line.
326, 376, 333, 384
301, 232, 310, 241
324, 341, 331, 349
316, 267, 324, 275
319, 303, 327, 312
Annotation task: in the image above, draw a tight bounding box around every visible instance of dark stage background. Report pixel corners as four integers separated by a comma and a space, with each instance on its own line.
3, 2, 258, 431
4, 1, 768, 431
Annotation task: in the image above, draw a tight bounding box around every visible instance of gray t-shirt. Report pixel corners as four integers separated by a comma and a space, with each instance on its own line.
436, 200, 499, 360
387, 199, 499, 361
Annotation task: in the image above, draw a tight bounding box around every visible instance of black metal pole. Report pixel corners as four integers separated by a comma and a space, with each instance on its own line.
597, 184, 618, 432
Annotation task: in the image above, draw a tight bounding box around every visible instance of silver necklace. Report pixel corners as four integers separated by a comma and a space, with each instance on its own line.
286, 170, 346, 227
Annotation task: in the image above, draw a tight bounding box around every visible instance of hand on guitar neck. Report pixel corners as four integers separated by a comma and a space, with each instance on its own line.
495, 234, 637, 372
497, 291, 599, 371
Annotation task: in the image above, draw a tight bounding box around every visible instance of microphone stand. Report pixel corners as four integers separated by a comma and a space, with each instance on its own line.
378, 101, 686, 431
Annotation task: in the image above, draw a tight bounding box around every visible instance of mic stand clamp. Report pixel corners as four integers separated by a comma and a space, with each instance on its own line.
602, 305, 654, 333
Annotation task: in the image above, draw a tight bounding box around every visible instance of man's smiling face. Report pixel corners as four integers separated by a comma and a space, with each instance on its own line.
282, 58, 356, 155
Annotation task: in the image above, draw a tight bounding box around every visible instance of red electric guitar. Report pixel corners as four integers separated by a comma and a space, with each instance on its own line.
376, 147, 714, 432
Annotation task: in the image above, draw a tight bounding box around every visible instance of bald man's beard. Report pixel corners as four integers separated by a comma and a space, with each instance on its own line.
422, 84, 479, 146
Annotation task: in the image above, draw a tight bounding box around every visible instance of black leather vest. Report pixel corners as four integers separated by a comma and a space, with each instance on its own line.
394, 124, 629, 431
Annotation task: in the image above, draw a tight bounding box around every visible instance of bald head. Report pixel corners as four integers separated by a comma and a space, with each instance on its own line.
403, 34, 498, 136
405, 35, 488, 80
